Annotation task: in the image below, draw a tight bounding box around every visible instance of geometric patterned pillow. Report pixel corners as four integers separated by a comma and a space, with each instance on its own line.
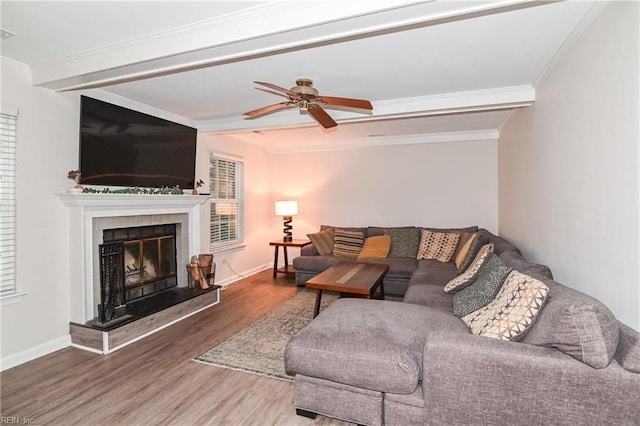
461, 270, 549, 341
307, 229, 334, 255
444, 243, 494, 293
333, 229, 365, 258
416, 230, 460, 262
452, 254, 512, 317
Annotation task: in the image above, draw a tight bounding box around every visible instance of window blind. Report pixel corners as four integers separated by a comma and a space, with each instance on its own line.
0, 111, 17, 297
209, 155, 244, 249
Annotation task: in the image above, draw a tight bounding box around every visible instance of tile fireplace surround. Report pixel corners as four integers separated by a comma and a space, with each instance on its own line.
58, 193, 209, 325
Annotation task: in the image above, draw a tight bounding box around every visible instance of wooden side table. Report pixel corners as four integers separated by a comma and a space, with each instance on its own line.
269, 239, 311, 278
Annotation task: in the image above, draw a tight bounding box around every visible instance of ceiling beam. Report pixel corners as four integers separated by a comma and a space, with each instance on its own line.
197, 85, 535, 133
31, 0, 543, 91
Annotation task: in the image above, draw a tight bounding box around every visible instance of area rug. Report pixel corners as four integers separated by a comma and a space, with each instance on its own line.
194, 289, 337, 381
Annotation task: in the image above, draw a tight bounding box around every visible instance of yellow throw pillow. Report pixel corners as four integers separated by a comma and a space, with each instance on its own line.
455, 232, 477, 269
357, 235, 391, 260
454, 232, 475, 259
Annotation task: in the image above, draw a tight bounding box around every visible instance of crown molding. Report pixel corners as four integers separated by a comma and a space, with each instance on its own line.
533, 1, 608, 89
259, 129, 499, 154
197, 85, 535, 133
1, 56, 30, 73
30, 0, 541, 91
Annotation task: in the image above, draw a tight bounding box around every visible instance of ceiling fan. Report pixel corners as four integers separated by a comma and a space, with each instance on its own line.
243, 78, 373, 129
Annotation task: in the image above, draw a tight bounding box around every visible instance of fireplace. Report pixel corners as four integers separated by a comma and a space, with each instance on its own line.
60, 193, 221, 354
98, 224, 180, 322
59, 193, 208, 323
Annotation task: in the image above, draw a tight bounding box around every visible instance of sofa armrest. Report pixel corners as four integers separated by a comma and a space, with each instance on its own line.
301, 245, 319, 256
422, 332, 640, 425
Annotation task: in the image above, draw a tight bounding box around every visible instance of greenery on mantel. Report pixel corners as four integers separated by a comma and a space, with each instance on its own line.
82, 185, 184, 195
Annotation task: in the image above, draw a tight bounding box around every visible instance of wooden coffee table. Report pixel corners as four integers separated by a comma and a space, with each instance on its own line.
305, 262, 389, 318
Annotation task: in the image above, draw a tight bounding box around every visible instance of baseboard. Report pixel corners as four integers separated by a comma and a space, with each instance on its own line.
1, 335, 71, 372
215, 263, 272, 287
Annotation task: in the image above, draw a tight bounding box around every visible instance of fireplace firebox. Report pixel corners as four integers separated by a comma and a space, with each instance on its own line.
99, 224, 178, 322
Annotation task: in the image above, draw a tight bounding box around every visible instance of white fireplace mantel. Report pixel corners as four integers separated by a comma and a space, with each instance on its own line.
58, 193, 209, 209
58, 193, 209, 323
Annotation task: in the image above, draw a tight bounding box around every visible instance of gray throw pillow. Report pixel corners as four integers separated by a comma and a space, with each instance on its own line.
453, 254, 512, 317
384, 228, 421, 258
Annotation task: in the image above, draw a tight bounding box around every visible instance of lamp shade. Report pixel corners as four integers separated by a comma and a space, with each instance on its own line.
275, 200, 298, 216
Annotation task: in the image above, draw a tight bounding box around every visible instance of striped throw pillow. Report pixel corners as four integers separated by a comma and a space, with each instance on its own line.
307, 229, 334, 255
333, 229, 365, 258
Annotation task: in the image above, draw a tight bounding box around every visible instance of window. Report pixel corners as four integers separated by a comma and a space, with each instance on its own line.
209, 154, 244, 251
0, 108, 18, 300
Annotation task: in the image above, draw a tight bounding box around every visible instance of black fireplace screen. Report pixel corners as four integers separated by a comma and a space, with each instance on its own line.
99, 224, 178, 322
123, 236, 176, 287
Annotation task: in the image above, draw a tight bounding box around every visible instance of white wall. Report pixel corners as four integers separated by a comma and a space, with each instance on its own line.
269, 140, 499, 239
498, 2, 640, 329
0, 61, 277, 368
195, 133, 275, 283
1, 60, 77, 366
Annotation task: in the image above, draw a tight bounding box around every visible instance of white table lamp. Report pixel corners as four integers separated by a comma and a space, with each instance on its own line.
275, 200, 298, 242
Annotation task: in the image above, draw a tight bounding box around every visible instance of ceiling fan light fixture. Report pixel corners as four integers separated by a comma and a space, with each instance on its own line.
290, 81, 318, 97
245, 78, 373, 129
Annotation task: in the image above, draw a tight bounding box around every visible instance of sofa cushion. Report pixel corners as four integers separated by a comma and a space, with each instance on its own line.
357, 235, 391, 260
478, 228, 522, 256
384, 228, 421, 258
453, 254, 512, 317
360, 257, 417, 280
444, 243, 494, 293
521, 279, 619, 369
368, 226, 414, 237
321, 225, 367, 236
423, 226, 479, 233
456, 232, 491, 273
293, 254, 344, 273
462, 270, 549, 341
307, 229, 334, 255
615, 321, 640, 373
333, 229, 364, 258
416, 230, 460, 263
403, 284, 454, 311
412, 259, 459, 287
285, 298, 469, 394
498, 249, 554, 280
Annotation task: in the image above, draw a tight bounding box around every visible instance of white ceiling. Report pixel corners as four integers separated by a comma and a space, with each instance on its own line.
1, 1, 597, 151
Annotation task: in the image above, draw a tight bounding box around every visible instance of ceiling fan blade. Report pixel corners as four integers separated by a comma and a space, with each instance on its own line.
254, 81, 296, 96
255, 87, 290, 99
307, 105, 337, 129
319, 96, 373, 110
244, 101, 293, 117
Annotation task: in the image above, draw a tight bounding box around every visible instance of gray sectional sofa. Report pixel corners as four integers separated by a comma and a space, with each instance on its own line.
293, 225, 479, 296
285, 226, 640, 425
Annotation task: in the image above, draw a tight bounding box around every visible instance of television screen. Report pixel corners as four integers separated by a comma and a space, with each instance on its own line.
79, 96, 197, 189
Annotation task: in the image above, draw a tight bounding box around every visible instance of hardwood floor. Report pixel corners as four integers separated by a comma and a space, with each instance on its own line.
0, 270, 350, 425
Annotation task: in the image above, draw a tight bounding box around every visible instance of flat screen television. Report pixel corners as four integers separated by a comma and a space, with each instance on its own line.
79, 96, 197, 189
